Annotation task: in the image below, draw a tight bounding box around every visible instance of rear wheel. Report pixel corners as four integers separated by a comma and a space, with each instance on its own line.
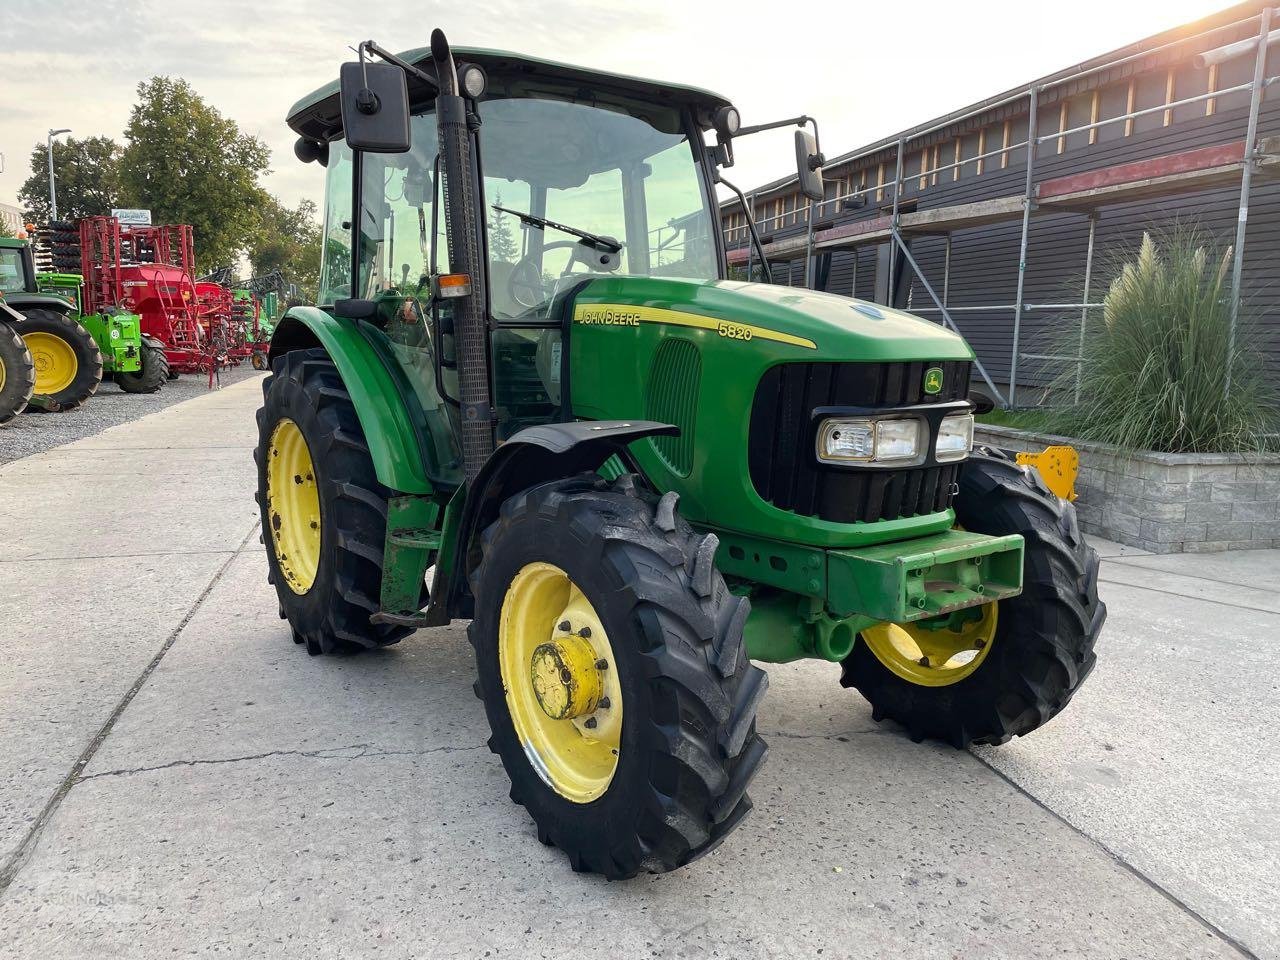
0, 323, 35, 425
470, 474, 768, 878
842, 448, 1105, 747
14, 309, 102, 410
116, 341, 169, 394
254, 348, 411, 655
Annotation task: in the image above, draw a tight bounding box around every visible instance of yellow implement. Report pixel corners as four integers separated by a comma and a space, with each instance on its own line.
1016, 445, 1079, 501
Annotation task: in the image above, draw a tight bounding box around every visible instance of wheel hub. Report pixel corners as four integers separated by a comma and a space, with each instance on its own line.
498, 562, 623, 803
530, 633, 603, 720
23, 331, 77, 396
861, 600, 998, 687
265, 418, 321, 594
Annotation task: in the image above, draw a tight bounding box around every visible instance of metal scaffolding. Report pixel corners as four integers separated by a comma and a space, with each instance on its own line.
726, 6, 1280, 408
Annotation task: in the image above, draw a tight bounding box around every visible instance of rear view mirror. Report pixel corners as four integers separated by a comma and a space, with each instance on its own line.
795, 129, 824, 202
339, 61, 411, 153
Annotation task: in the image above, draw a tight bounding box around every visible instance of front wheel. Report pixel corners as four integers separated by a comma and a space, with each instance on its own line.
469, 474, 768, 879
842, 448, 1105, 747
116, 342, 169, 394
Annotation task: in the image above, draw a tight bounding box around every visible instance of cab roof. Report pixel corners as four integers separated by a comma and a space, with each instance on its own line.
286, 45, 733, 143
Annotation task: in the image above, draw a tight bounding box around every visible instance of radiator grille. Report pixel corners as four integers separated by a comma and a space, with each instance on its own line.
645, 337, 701, 477
748, 361, 972, 524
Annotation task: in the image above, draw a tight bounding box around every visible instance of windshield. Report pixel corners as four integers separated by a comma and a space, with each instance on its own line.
479, 86, 717, 321
0, 249, 26, 294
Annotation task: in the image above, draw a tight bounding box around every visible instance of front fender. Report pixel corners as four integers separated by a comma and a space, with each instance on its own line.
431, 419, 678, 622
270, 307, 433, 495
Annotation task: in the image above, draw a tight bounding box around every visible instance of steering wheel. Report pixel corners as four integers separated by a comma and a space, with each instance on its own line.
508, 241, 587, 310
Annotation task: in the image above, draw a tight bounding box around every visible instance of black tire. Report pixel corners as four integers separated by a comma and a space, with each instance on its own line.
166, 368, 180, 381
0, 322, 35, 425
115, 342, 169, 393
254, 348, 411, 656
842, 447, 1104, 747
13, 308, 102, 410
470, 473, 769, 879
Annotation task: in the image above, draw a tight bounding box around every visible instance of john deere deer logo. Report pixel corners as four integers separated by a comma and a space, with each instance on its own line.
923, 367, 944, 395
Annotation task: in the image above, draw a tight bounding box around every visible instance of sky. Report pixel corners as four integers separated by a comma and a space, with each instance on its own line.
0, 0, 1229, 217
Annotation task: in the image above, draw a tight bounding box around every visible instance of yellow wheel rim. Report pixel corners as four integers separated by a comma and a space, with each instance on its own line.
24, 332, 77, 396
498, 562, 622, 803
265, 418, 321, 594
0, 352, 6, 392
861, 601, 998, 687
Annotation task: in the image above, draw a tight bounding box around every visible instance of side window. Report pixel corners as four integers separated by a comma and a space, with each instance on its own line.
0, 250, 24, 293
319, 146, 354, 305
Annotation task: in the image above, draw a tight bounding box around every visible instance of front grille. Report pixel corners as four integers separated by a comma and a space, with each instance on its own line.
748, 361, 972, 524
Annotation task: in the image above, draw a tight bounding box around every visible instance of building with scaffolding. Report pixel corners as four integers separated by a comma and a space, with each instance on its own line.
720, 1, 1280, 408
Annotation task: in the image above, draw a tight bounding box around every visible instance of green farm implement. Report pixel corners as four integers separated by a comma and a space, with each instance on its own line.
255, 34, 1105, 878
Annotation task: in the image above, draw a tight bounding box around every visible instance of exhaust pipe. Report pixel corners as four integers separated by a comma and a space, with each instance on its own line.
431, 28, 493, 484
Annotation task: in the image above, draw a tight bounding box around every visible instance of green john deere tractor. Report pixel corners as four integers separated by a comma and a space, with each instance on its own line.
257, 33, 1104, 879
0, 234, 102, 412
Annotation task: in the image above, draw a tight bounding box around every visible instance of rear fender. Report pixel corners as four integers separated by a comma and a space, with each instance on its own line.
269, 307, 434, 495
2, 293, 73, 316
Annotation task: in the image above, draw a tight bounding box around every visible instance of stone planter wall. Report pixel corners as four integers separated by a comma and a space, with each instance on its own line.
974, 424, 1280, 554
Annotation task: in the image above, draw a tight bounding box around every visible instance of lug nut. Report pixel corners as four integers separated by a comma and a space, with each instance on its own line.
584, 717, 598, 729
975, 639, 987, 649
598, 697, 611, 710
595, 658, 608, 670
918, 656, 931, 667
578, 626, 592, 639
557, 620, 571, 632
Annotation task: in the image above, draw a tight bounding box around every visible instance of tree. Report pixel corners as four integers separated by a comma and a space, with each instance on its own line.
246, 196, 322, 303
488, 191, 519, 263
18, 135, 121, 223
0, 220, 14, 239
119, 77, 269, 272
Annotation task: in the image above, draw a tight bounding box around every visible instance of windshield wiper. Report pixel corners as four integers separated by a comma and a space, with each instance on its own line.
491, 205, 623, 253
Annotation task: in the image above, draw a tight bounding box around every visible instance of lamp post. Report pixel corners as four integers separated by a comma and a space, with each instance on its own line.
46, 128, 71, 221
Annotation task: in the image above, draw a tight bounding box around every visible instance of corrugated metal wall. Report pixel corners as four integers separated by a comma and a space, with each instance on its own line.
725, 3, 1280, 396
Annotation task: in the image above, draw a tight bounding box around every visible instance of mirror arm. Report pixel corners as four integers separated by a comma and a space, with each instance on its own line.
360, 40, 440, 92
734, 115, 822, 160
735, 115, 812, 139
716, 173, 772, 285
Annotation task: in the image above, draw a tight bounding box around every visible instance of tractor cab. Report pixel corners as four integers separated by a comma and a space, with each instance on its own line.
287, 44, 764, 481
0, 236, 37, 297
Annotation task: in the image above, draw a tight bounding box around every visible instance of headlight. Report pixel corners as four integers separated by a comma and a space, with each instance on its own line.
817, 417, 922, 464
935, 413, 975, 462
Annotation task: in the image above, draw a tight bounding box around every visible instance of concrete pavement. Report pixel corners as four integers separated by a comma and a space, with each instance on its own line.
0, 376, 1275, 959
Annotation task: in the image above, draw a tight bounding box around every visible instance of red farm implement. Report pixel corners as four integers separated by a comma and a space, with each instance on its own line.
80, 217, 217, 374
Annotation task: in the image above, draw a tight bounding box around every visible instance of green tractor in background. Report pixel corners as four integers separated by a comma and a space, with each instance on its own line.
0, 234, 102, 415
256, 34, 1104, 879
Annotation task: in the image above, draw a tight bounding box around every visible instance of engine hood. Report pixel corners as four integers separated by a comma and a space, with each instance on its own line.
569, 276, 974, 363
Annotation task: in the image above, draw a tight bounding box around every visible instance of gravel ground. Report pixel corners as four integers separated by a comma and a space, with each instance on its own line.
0, 365, 263, 465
